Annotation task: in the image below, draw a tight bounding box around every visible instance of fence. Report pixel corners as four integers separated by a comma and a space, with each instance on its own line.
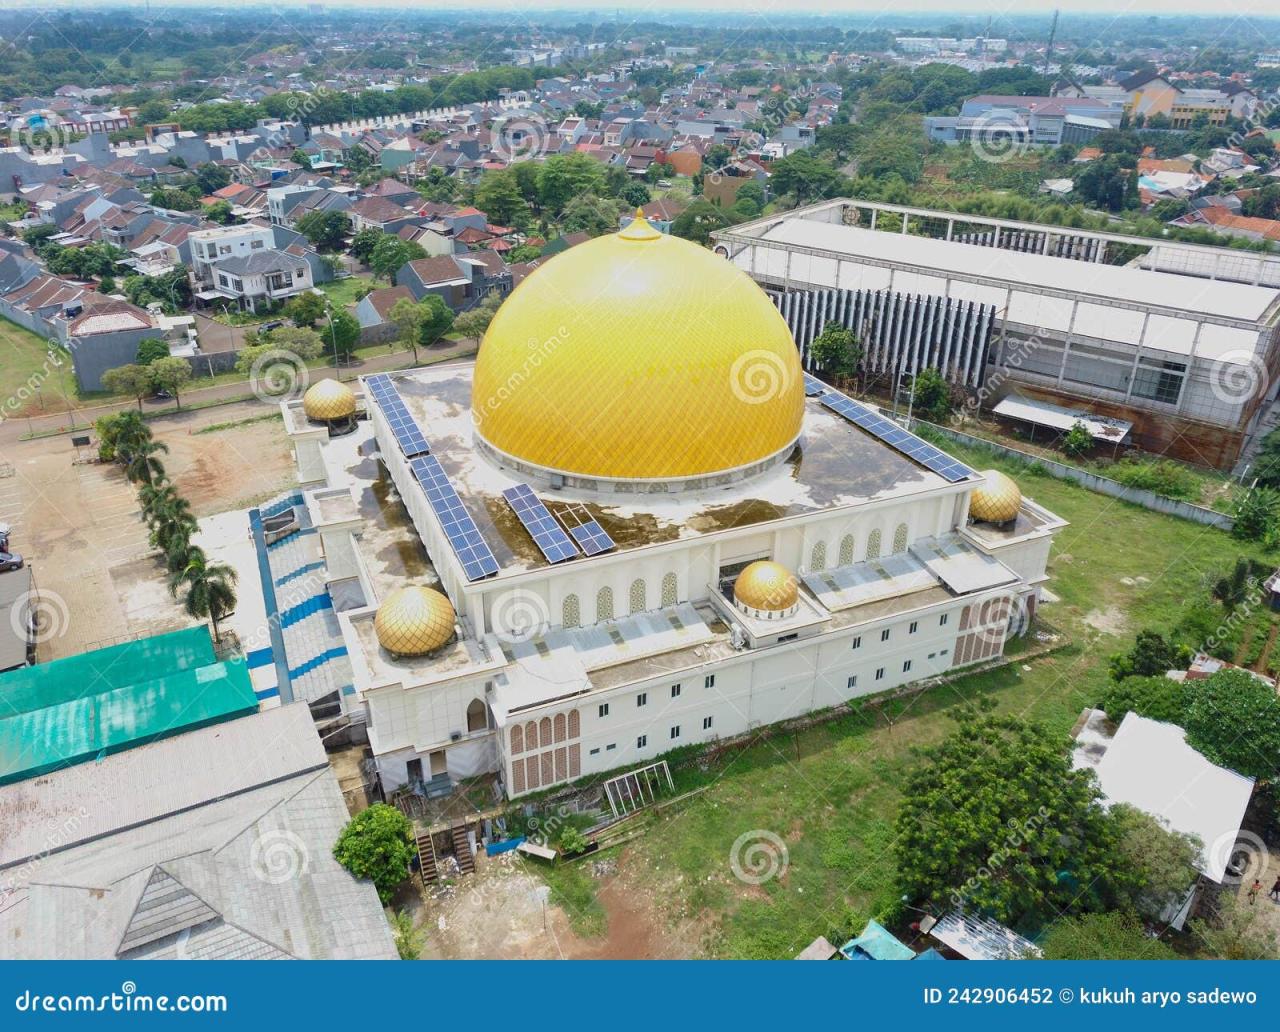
911, 419, 1237, 532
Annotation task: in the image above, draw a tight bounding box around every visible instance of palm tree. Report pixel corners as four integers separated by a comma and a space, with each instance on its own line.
139, 479, 177, 519
171, 550, 238, 643
150, 496, 197, 555
124, 437, 169, 486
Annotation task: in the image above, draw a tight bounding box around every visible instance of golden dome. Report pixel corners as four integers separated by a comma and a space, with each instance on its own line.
471, 212, 804, 482
302, 379, 356, 421
734, 561, 799, 613
374, 586, 456, 656
970, 469, 1022, 524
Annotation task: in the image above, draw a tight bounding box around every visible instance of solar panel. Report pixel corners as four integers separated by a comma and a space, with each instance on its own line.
502, 483, 580, 563
819, 390, 975, 483
365, 374, 429, 458
568, 519, 615, 557
803, 373, 827, 397
409, 455, 500, 580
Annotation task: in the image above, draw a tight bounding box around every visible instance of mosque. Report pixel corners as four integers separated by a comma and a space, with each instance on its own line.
280, 213, 1065, 799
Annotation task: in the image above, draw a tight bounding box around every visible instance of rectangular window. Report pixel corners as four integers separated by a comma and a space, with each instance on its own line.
875, 667, 885, 681
606, 743, 616, 751
589, 747, 600, 755
909, 621, 918, 634
637, 735, 647, 749
903, 659, 912, 673
670, 725, 681, 740
636, 692, 647, 707
880, 628, 890, 642
598, 703, 609, 718
704, 674, 715, 688
671, 684, 682, 698
847, 675, 857, 689
702, 716, 713, 730
777, 633, 798, 643
851, 635, 861, 650
940, 613, 948, 626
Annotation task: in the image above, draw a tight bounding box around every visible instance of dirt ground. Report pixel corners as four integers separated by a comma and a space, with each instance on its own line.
8, 410, 295, 660
410, 847, 708, 960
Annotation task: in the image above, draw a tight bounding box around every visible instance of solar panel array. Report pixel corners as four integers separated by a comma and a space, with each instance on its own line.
803, 372, 827, 397
365, 374, 429, 458
502, 483, 579, 563
819, 390, 975, 483
409, 455, 500, 580
568, 519, 615, 557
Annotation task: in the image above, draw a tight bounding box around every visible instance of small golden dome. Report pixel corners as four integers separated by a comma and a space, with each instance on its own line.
374, 586, 456, 656
302, 379, 356, 422
970, 469, 1022, 524
734, 561, 799, 613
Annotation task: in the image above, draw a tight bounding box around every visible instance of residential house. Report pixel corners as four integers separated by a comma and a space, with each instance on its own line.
354, 284, 414, 343
207, 249, 313, 312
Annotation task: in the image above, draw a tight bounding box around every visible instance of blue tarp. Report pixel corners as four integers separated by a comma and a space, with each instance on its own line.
486, 837, 526, 856
840, 919, 916, 961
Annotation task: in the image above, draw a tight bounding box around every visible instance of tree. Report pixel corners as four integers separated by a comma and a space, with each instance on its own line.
390, 909, 423, 960
1183, 668, 1280, 780
285, 290, 327, 328
1191, 893, 1279, 959
290, 147, 313, 169
135, 338, 170, 366
122, 435, 169, 487
1232, 488, 1279, 542
295, 209, 350, 252
895, 709, 1123, 926
332, 803, 415, 905
536, 153, 608, 215
1061, 421, 1093, 459
194, 162, 231, 195
413, 295, 454, 352
670, 200, 732, 246
370, 236, 426, 282
1099, 674, 1192, 726
1109, 803, 1202, 919
1251, 429, 1280, 489
769, 151, 844, 205
150, 186, 200, 212
1108, 629, 1180, 681
327, 308, 361, 361
910, 367, 951, 423
170, 547, 238, 643
101, 363, 153, 410
561, 193, 621, 237
809, 323, 861, 381
350, 227, 385, 265
1040, 912, 1177, 960
149, 356, 193, 409
204, 199, 234, 225
474, 169, 529, 227
620, 181, 651, 208
451, 292, 502, 340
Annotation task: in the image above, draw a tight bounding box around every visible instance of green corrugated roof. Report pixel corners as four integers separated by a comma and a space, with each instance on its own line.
0, 654, 257, 786
0, 626, 215, 717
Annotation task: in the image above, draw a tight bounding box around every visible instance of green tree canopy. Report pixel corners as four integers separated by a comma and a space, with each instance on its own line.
670, 200, 732, 246
295, 209, 350, 252
370, 236, 427, 282
1183, 668, 1280, 780
148, 356, 193, 409
135, 338, 171, 366
474, 169, 530, 227
332, 803, 415, 905
1040, 911, 1177, 960
809, 323, 861, 380
100, 364, 153, 410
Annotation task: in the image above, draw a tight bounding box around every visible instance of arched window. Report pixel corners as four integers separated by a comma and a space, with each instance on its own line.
661, 572, 678, 607
838, 534, 855, 566
466, 698, 487, 733
629, 578, 646, 615
567, 709, 580, 738
893, 523, 908, 554
596, 586, 614, 623
553, 712, 566, 743
865, 529, 882, 560
562, 593, 580, 629
525, 720, 538, 750
510, 724, 523, 755
539, 717, 552, 747
810, 540, 827, 571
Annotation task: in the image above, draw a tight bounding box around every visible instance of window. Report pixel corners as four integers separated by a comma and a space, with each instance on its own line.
671, 684, 682, 698
940, 613, 948, 626
704, 674, 715, 689
661, 572, 678, 607
589, 747, 600, 756
703, 716, 713, 730
636, 692, 647, 707
875, 667, 885, 681
629, 578, 646, 615
637, 735, 647, 749
903, 659, 912, 673
865, 528, 882, 560
847, 675, 858, 689
466, 698, 487, 733
851, 635, 861, 650
670, 725, 681, 740
563, 593, 580, 629
880, 628, 890, 642
250, 238, 264, 249
839, 534, 855, 566
598, 703, 610, 718
1131, 356, 1186, 405
909, 621, 918, 634
596, 586, 614, 623
606, 743, 616, 751
893, 523, 908, 554
810, 540, 827, 571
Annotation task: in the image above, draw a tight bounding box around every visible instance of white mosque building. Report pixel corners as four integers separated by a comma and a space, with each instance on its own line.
280, 213, 1065, 800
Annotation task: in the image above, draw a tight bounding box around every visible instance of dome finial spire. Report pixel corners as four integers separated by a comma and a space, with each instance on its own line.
618, 207, 661, 241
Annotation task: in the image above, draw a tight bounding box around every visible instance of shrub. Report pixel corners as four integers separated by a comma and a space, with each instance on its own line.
332, 803, 415, 904
1060, 421, 1093, 459
1105, 459, 1201, 501
1098, 674, 1192, 726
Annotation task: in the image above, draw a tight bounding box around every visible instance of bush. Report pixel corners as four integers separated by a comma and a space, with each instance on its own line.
332, 803, 415, 904
1060, 421, 1093, 459
1098, 674, 1192, 725
1183, 668, 1280, 779
1105, 459, 1201, 501
1232, 487, 1280, 542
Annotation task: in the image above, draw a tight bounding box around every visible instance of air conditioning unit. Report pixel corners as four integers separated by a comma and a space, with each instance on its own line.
450, 731, 462, 741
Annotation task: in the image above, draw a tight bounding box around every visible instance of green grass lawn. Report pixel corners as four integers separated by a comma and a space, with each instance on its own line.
0, 315, 83, 417
317, 274, 377, 309
617, 439, 1271, 958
